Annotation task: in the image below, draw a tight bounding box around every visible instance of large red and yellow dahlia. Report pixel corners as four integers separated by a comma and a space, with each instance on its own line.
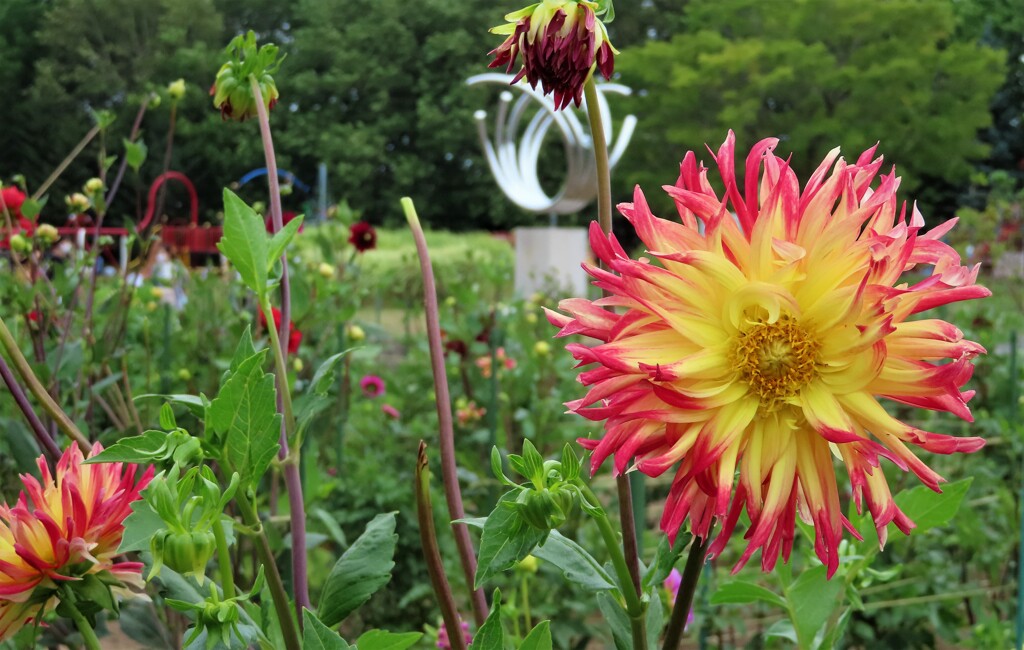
0, 443, 153, 638
547, 132, 989, 577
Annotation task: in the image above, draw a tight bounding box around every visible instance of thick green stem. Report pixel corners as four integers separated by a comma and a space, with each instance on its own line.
579, 483, 646, 650
0, 315, 90, 448
213, 515, 236, 600
235, 494, 301, 650
662, 533, 711, 650
60, 587, 102, 650
584, 79, 613, 238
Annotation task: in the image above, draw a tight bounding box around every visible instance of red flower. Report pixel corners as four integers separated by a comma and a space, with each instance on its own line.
0, 187, 26, 219
349, 222, 377, 253
360, 375, 386, 399
0, 187, 34, 250
264, 210, 304, 234
259, 306, 302, 354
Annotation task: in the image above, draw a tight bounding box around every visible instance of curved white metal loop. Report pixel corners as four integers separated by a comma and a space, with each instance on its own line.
467, 73, 636, 215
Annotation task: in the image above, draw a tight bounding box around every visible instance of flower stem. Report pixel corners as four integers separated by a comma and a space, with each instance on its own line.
0, 351, 61, 462
0, 315, 90, 448
662, 533, 711, 650
250, 75, 310, 616
235, 493, 301, 650
402, 197, 488, 626
60, 587, 102, 650
578, 482, 646, 650
30, 124, 101, 202
214, 514, 236, 600
415, 441, 468, 650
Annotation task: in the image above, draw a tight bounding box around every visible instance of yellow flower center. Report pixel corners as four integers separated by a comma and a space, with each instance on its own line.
734, 316, 819, 409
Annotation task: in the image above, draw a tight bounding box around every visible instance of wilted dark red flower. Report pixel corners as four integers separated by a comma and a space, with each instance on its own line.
349, 221, 377, 253
259, 306, 302, 354
488, 0, 617, 111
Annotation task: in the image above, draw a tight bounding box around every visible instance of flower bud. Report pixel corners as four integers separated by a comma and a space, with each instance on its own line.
280, 183, 294, 197
148, 93, 162, 109
488, 0, 617, 111
516, 555, 540, 573
517, 488, 572, 531
318, 262, 336, 278
66, 193, 90, 213
534, 340, 551, 356
35, 224, 59, 246
84, 178, 104, 195
346, 324, 366, 342
177, 368, 192, 381
151, 529, 217, 583
525, 312, 538, 324
168, 78, 187, 101
292, 357, 304, 372
211, 31, 284, 122
9, 233, 31, 254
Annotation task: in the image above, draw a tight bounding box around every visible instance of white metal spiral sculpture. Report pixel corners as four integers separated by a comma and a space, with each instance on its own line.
467, 73, 636, 215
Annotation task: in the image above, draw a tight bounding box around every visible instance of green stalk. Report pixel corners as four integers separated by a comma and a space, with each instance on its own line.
0, 315, 90, 448
235, 494, 301, 650
579, 482, 646, 650
213, 515, 236, 600
60, 587, 102, 650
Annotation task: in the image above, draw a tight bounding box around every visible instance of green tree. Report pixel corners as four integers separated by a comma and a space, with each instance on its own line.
616, 0, 1006, 220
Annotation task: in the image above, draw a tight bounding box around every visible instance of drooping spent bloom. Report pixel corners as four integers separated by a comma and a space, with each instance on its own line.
211, 31, 283, 122
437, 617, 472, 650
488, 0, 617, 110
360, 375, 386, 399
259, 306, 302, 354
547, 132, 989, 578
0, 443, 154, 640
348, 221, 377, 252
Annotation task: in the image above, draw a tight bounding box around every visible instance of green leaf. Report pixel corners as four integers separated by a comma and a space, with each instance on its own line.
218, 189, 269, 297
317, 512, 398, 627
266, 215, 304, 272
124, 138, 148, 172
895, 477, 973, 531
711, 580, 787, 609
475, 491, 547, 587
229, 327, 257, 376
474, 589, 503, 650
309, 349, 355, 396
19, 197, 44, 221
786, 565, 844, 648
118, 498, 166, 553
518, 621, 551, 650
640, 534, 689, 593
83, 429, 168, 465
532, 530, 617, 592
355, 630, 422, 650
763, 619, 798, 644
209, 350, 281, 488
159, 403, 178, 430
646, 586, 665, 646
302, 609, 353, 650
135, 393, 207, 418
595, 591, 630, 650
559, 444, 580, 482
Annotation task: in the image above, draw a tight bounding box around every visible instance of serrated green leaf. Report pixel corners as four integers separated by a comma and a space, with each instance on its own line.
355, 630, 422, 650
518, 621, 551, 650
710, 580, 787, 609
82, 429, 168, 465
302, 609, 353, 650
218, 189, 269, 297
266, 215, 304, 272
317, 512, 397, 627
124, 138, 148, 172
475, 491, 546, 588
474, 590, 503, 650
532, 530, 617, 592
229, 327, 257, 376
640, 534, 689, 593
209, 350, 280, 488
895, 477, 972, 531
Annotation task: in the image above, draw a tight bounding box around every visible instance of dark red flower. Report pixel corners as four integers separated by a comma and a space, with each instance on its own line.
264, 210, 304, 234
488, 0, 617, 111
259, 306, 302, 354
349, 222, 377, 253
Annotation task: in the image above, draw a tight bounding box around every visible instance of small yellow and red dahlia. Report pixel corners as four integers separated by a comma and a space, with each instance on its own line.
0, 443, 153, 639
547, 132, 989, 577
489, 0, 617, 111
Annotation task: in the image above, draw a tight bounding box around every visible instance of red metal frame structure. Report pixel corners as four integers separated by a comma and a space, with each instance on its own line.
54, 171, 223, 254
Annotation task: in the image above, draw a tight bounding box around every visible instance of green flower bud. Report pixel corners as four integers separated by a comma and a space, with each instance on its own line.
346, 324, 366, 342
84, 178, 104, 195
211, 31, 284, 122
35, 224, 59, 246
66, 193, 90, 213
9, 234, 31, 254
152, 529, 217, 583
517, 488, 571, 531
177, 368, 192, 381
168, 78, 187, 101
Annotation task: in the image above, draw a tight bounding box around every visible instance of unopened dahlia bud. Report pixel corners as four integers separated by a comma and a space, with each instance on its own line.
84, 178, 104, 195
211, 31, 284, 122
66, 192, 90, 213
346, 324, 366, 342
489, 0, 617, 110
168, 78, 187, 101
318, 262, 336, 278
9, 233, 31, 254
35, 224, 59, 246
